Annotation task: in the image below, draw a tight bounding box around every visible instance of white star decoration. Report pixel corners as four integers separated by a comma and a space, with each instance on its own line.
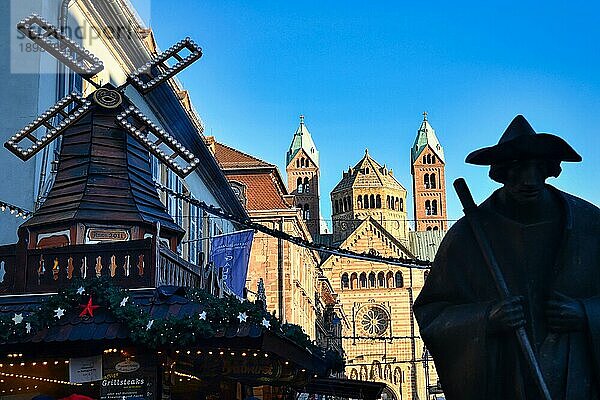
25, 322, 31, 334
54, 308, 65, 319
12, 313, 23, 325
262, 318, 270, 328
76, 286, 85, 295
237, 312, 248, 323
120, 297, 129, 307
199, 311, 207, 320
146, 320, 154, 330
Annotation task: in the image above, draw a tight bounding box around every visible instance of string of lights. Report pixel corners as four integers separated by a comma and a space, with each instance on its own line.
167, 214, 459, 223
0, 200, 32, 220
0, 371, 81, 387
155, 182, 431, 269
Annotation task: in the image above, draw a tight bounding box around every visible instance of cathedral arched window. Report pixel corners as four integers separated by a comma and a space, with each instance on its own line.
297, 177, 303, 193
426, 226, 432, 231
422, 155, 427, 164
395, 197, 399, 211
347, 196, 352, 211
399, 198, 404, 211
386, 271, 394, 288
296, 159, 300, 168
364, 194, 369, 209
357, 196, 362, 209
386, 195, 390, 209
432, 155, 436, 163
359, 272, 367, 288
303, 204, 310, 220
425, 200, 431, 215
350, 273, 358, 289
370, 194, 375, 209
300, 158, 304, 168
341, 273, 349, 289
430, 173, 437, 189
427, 154, 432, 164
343, 197, 348, 212
304, 177, 310, 193
365, 167, 370, 174
369, 272, 376, 288
375, 195, 381, 208
424, 173, 430, 189
433, 226, 439, 231
378, 271, 385, 287
395, 271, 404, 288
432, 199, 438, 215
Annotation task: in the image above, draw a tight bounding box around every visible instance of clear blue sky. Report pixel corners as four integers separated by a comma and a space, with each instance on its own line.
139, 0, 599, 225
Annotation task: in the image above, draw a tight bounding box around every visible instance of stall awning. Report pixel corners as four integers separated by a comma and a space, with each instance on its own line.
295, 377, 386, 400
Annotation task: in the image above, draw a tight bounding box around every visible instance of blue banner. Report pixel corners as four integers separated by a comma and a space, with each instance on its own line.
209, 230, 254, 297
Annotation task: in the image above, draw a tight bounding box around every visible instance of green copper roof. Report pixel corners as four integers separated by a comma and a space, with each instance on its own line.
286, 115, 319, 167
411, 113, 445, 164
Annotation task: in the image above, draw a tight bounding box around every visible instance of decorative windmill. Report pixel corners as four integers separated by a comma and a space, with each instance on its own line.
5, 14, 204, 250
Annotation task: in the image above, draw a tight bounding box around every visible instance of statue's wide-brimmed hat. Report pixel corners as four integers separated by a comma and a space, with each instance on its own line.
466, 115, 582, 165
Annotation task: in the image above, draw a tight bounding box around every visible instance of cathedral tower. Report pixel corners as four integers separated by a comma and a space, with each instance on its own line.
331, 149, 408, 245
286, 115, 321, 240
411, 112, 448, 232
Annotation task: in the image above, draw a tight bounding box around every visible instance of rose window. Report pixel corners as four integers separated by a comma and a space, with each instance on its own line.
358, 305, 389, 337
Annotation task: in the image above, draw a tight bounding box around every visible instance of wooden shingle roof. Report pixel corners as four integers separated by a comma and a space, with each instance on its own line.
21, 104, 183, 237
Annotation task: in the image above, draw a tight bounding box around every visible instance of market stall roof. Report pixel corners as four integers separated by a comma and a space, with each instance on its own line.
0, 287, 327, 375
296, 377, 386, 400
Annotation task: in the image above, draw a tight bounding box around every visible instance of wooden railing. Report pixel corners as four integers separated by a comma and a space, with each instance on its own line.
156, 245, 232, 298
25, 239, 154, 293
0, 239, 231, 294
156, 246, 201, 287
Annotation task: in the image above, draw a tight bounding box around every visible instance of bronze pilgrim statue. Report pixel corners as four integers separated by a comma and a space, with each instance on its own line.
414, 115, 600, 400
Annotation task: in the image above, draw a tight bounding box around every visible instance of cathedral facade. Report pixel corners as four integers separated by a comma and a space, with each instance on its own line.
287, 114, 447, 399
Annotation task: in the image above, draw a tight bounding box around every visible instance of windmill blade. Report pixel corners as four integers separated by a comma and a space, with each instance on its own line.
117, 106, 200, 178
17, 14, 104, 78
4, 93, 92, 161
129, 38, 202, 94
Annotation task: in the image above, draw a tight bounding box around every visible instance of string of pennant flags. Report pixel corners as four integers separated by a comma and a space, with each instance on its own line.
155, 182, 432, 269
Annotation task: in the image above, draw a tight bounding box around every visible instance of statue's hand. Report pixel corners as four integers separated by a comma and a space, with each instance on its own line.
488, 296, 526, 333
545, 292, 587, 332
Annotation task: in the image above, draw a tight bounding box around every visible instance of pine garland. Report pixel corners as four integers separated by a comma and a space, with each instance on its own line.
0, 278, 302, 350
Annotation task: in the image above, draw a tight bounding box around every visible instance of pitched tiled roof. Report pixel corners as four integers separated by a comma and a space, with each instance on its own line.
211, 140, 273, 169
332, 149, 406, 193
209, 139, 293, 212
227, 173, 291, 211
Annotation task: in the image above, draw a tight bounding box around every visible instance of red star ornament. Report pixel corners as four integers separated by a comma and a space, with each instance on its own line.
79, 296, 100, 318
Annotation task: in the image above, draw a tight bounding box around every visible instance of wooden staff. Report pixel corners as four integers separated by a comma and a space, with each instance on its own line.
453, 178, 552, 400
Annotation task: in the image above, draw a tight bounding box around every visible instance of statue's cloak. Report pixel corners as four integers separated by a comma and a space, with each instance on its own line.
414, 186, 600, 399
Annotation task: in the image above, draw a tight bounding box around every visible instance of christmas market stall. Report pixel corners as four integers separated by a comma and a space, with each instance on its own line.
0, 277, 347, 399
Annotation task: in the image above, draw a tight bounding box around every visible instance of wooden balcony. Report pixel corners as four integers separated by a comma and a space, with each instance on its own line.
0, 239, 226, 295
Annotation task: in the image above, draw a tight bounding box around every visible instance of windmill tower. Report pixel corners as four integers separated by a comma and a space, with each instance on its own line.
6, 14, 204, 250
